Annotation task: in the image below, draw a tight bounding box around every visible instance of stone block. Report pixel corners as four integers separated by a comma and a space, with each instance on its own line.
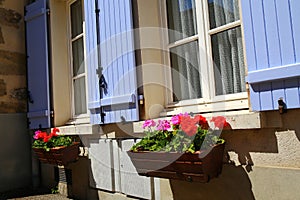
0, 50, 26, 75
0, 79, 6, 96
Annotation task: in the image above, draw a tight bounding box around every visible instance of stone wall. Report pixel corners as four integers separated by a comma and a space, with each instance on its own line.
0, 0, 32, 193
0, 0, 27, 113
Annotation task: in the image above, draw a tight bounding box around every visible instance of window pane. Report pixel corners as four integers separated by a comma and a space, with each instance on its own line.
167, 0, 197, 42
71, 0, 83, 37
72, 37, 84, 76
74, 77, 87, 115
212, 27, 245, 95
208, 0, 240, 29
170, 41, 201, 101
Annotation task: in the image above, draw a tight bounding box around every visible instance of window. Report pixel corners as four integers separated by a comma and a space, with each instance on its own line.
69, 0, 87, 117
166, 0, 246, 103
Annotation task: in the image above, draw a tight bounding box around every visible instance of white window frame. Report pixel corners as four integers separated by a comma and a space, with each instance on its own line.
67, 0, 89, 123
160, 0, 248, 115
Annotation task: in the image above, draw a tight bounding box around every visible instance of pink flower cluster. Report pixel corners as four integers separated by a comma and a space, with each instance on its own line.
156, 120, 171, 131
142, 119, 156, 129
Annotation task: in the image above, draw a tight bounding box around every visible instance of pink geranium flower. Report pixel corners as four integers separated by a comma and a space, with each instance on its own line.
142, 120, 156, 129
156, 120, 171, 131
171, 115, 181, 125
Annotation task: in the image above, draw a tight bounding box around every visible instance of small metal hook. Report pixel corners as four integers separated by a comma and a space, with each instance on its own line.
278, 97, 287, 114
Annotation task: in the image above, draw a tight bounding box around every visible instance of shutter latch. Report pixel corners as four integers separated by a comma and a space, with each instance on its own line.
27, 91, 34, 104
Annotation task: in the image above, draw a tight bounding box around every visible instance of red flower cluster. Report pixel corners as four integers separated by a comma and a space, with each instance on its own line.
211, 116, 230, 129
34, 128, 59, 143
193, 115, 209, 130
171, 114, 230, 137
179, 114, 209, 136
143, 112, 230, 138
180, 115, 198, 136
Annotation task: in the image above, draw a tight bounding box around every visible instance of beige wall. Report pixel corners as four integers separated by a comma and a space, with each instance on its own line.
157, 109, 300, 200
135, 0, 166, 120
40, 1, 300, 199
0, 0, 27, 113
49, 0, 72, 126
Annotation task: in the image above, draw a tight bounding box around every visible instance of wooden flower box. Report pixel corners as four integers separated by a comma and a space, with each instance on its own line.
127, 143, 225, 182
33, 142, 80, 166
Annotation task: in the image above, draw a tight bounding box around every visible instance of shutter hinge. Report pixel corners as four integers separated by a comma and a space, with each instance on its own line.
50, 110, 54, 118
138, 95, 144, 105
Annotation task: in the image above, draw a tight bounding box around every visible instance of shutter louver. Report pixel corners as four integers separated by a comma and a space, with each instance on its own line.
242, 0, 300, 111
87, 0, 139, 124
25, 0, 51, 129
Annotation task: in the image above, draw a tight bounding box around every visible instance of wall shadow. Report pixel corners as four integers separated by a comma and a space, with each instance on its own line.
221, 129, 278, 172
279, 109, 300, 142
170, 128, 280, 200
67, 151, 99, 199
170, 164, 255, 200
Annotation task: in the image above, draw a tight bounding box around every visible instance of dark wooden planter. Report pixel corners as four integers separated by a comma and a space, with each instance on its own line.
33, 142, 80, 166
127, 143, 225, 182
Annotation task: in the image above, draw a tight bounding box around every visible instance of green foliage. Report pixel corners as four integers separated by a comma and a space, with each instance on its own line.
51, 186, 59, 194
130, 128, 224, 153
32, 135, 73, 151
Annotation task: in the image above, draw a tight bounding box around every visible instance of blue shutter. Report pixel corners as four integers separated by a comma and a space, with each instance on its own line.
25, 0, 51, 129
87, 0, 139, 124
84, 0, 100, 124
242, 0, 300, 111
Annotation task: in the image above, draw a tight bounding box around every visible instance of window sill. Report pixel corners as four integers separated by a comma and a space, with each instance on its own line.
163, 94, 249, 117
56, 124, 101, 135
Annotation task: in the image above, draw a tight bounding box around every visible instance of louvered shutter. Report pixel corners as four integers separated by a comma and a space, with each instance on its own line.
242, 0, 300, 111
87, 0, 139, 124
25, 0, 51, 129
84, 0, 99, 124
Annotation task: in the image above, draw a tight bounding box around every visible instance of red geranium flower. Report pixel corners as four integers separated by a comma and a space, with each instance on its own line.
193, 115, 209, 130
50, 128, 59, 137
180, 115, 198, 136
43, 134, 51, 143
211, 116, 230, 129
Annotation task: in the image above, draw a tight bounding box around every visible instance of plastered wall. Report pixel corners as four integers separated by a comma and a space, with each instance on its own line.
156, 110, 300, 200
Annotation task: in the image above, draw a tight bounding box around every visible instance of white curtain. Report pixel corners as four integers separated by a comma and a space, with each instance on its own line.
167, 0, 197, 42
171, 41, 201, 101
167, 0, 201, 101
209, 0, 246, 95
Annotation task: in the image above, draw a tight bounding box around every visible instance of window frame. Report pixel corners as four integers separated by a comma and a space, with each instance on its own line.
67, 0, 90, 123
160, 0, 248, 114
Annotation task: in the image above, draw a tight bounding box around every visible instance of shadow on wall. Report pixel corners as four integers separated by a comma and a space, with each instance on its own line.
67, 153, 99, 199
170, 164, 255, 200
280, 109, 300, 142
222, 129, 278, 172
171, 127, 279, 200
0, 114, 32, 192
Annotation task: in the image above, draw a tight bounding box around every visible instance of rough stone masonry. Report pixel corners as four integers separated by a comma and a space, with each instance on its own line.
0, 0, 27, 113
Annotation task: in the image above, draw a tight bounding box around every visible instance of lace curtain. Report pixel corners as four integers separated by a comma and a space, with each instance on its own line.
167, 0, 246, 101
167, 0, 201, 101
209, 0, 246, 95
